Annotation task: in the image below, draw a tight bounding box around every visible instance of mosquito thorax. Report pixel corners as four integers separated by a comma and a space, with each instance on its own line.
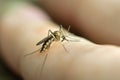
53, 31, 61, 40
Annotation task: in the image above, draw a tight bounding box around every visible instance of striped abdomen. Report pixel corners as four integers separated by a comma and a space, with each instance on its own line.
40, 36, 54, 52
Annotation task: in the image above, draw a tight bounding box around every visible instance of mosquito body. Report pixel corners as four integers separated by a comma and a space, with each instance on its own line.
36, 26, 68, 53
25, 26, 69, 79
24, 25, 69, 57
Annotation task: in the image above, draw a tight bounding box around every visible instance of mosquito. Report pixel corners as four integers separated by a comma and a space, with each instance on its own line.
24, 25, 76, 78
24, 25, 71, 57
36, 25, 70, 53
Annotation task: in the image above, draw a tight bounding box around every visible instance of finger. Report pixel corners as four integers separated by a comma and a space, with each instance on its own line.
2, 1, 120, 80
0, 1, 94, 80
39, 0, 120, 45
0, 1, 84, 80
39, 0, 76, 26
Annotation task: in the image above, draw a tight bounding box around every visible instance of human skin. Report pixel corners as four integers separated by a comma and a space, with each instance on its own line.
39, 0, 120, 45
1, 1, 120, 80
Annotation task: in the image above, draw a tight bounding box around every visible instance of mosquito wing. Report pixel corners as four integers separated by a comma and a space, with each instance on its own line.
36, 36, 51, 45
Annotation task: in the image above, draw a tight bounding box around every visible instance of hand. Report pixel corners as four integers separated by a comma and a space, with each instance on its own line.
1, 1, 120, 80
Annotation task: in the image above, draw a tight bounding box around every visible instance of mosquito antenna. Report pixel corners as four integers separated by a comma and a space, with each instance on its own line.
59, 25, 66, 37
59, 25, 63, 31
62, 25, 71, 37
67, 25, 71, 32
64, 25, 71, 37
24, 48, 40, 57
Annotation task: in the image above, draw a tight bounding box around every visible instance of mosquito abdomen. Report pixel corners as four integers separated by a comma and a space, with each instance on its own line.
40, 36, 54, 52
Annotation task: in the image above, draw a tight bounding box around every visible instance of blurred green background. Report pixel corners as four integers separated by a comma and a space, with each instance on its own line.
0, 57, 22, 80
0, 1, 38, 80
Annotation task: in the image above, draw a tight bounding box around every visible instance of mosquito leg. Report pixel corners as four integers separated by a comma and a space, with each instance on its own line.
61, 43, 69, 53
48, 30, 57, 39
61, 36, 69, 42
66, 36, 80, 42
24, 48, 40, 57
48, 30, 52, 36
40, 53, 48, 79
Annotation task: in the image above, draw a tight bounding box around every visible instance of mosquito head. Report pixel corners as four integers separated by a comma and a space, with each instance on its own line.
53, 31, 61, 41
54, 25, 71, 41
52, 25, 63, 41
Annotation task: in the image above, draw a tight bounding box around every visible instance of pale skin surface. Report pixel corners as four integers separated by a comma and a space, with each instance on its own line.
1, 1, 120, 80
